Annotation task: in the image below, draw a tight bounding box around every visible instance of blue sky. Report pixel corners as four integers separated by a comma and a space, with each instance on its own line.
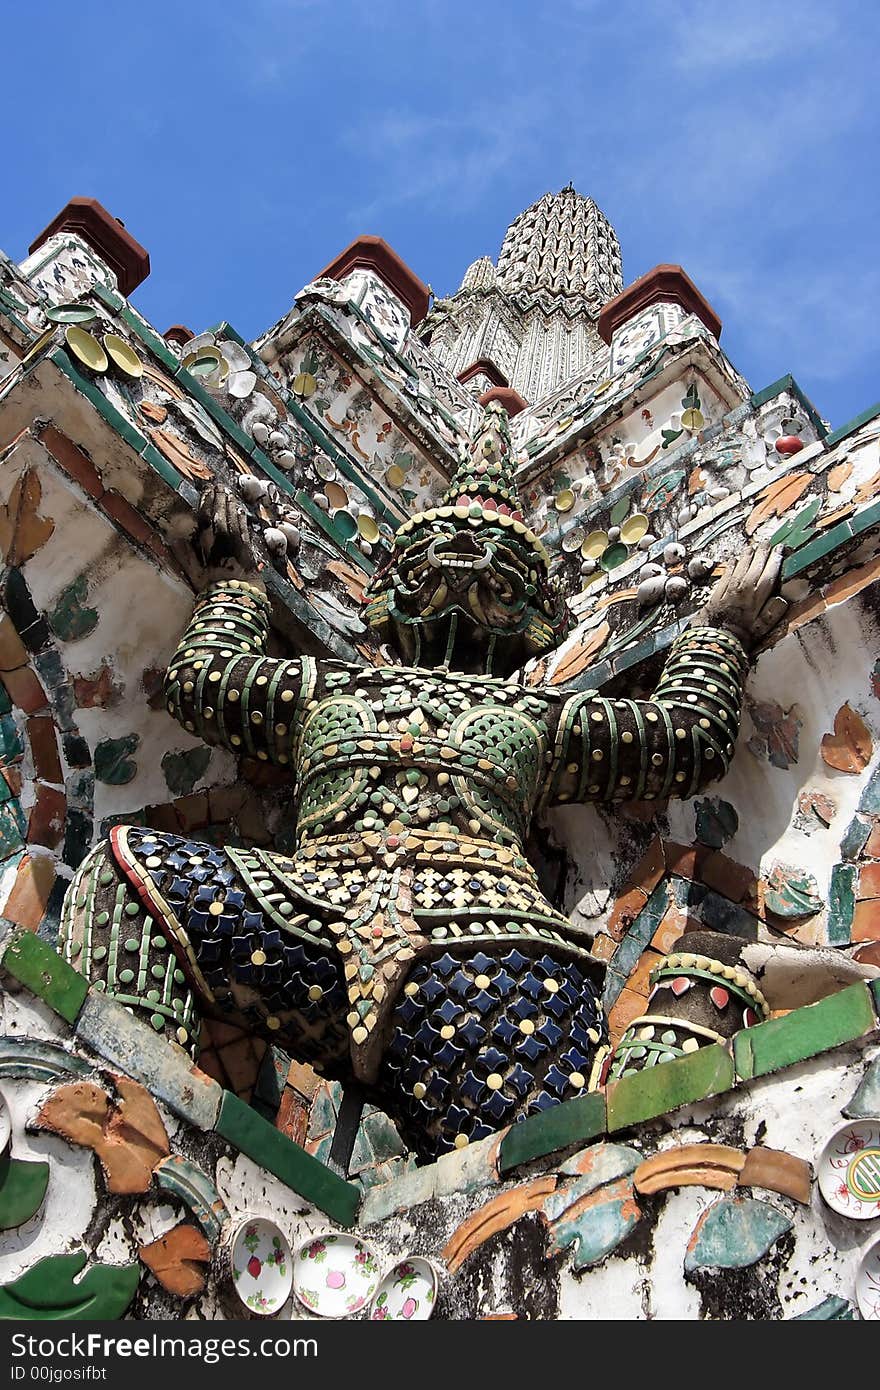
4, 0, 879, 429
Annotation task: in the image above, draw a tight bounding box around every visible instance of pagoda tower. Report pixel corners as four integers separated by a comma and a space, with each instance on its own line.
420, 184, 623, 404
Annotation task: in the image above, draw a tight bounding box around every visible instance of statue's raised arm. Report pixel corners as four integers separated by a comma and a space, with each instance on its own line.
544, 546, 787, 807
164, 485, 311, 766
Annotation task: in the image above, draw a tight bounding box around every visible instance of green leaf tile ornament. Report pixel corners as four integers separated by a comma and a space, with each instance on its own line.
684, 1195, 792, 1273
0, 1156, 49, 1230
94, 734, 139, 785
47, 576, 99, 643
763, 862, 823, 918
0, 1252, 139, 1320
694, 797, 739, 849
161, 746, 212, 798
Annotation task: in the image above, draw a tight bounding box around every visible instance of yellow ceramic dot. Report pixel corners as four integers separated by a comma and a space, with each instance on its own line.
474, 974, 491, 990
675, 771, 686, 782
454, 1134, 469, 1150
519, 1019, 535, 1035
308, 985, 324, 1001
699, 718, 710, 729
591, 711, 604, 723
208, 902, 224, 916
404, 982, 419, 997
591, 749, 603, 761
256, 675, 268, 686
676, 728, 686, 740
209, 671, 221, 682
486, 1073, 504, 1091
651, 753, 663, 766
646, 710, 658, 722
281, 689, 295, 702
569, 1072, 585, 1089
251, 949, 267, 966
184, 721, 195, 732
347, 1011, 360, 1028
146, 855, 162, 869
413, 1082, 427, 1099
620, 776, 631, 786
622, 731, 633, 743
275, 723, 288, 736
230, 735, 242, 746
587, 1027, 601, 1044
440, 1024, 456, 1040
251, 710, 263, 725
183, 681, 194, 693
266, 1016, 281, 1031
543, 979, 559, 995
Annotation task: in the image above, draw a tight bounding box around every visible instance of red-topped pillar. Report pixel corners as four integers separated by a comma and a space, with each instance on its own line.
598, 264, 721, 345
28, 197, 150, 297
315, 235, 430, 327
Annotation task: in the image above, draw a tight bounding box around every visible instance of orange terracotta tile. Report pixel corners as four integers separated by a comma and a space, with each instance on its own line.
780, 591, 827, 637
589, 932, 618, 963
634, 1144, 745, 1195
3, 854, 56, 931
275, 1087, 309, 1145
549, 621, 611, 686
1, 665, 48, 714
826, 554, 880, 607
41, 426, 104, 501
9, 471, 55, 566
0, 616, 28, 673
623, 948, 664, 999
821, 703, 873, 774
101, 491, 156, 547
827, 460, 853, 492
442, 1176, 557, 1273
858, 862, 880, 899
651, 905, 690, 955
607, 986, 648, 1047
664, 841, 708, 881
852, 898, 880, 943
287, 1059, 320, 1099
816, 504, 855, 528
854, 467, 880, 505
139, 1223, 210, 1297
628, 835, 665, 895
35, 1075, 168, 1194
745, 472, 810, 536
26, 716, 62, 783
607, 886, 648, 942
737, 1147, 812, 1204
27, 784, 66, 849
73, 666, 121, 709
700, 850, 757, 904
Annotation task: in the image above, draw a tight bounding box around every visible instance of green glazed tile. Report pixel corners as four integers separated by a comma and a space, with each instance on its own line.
498, 1091, 606, 1173
827, 863, 856, 944
843, 1054, 880, 1119
605, 1043, 734, 1133
154, 1155, 228, 1244
684, 1195, 792, 1272
215, 1090, 360, 1226
793, 1295, 854, 1320
850, 497, 880, 536
871, 977, 880, 1019
0, 1156, 49, 1229
0, 1037, 93, 1082
0, 929, 88, 1023
0, 1252, 139, 1320
733, 982, 877, 1082
781, 521, 853, 578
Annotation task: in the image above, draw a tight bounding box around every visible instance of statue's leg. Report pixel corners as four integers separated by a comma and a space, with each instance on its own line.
59, 840, 202, 1053
377, 947, 607, 1162
59, 828, 351, 1075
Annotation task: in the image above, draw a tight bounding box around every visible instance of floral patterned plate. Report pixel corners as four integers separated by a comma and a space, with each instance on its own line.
230, 1218, 292, 1316
856, 1237, 880, 1320
292, 1233, 381, 1318
370, 1257, 438, 1321
818, 1119, 880, 1219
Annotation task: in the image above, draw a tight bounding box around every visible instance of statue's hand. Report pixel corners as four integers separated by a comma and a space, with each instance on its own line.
691, 544, 788, 652
173, 485, 262, 591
